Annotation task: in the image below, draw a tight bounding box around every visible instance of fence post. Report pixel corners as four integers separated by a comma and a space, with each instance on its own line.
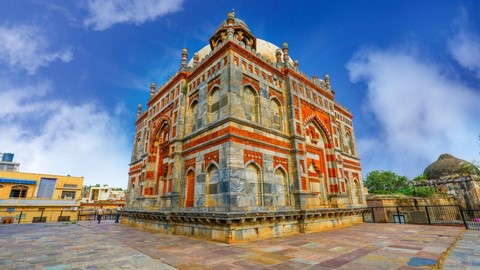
77, 210, 80, 221
18, 211, 23, 224
458, 206, 468, 229
425, 206, 431, 225
40, 210, 44, 223
396, 207, 401, 224
371, 207, 376, 223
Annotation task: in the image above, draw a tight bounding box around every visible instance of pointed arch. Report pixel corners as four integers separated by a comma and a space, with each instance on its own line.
245, 162, 263, 206
354, 179, 362, 204
270, 97, 283, 131
188, 99, 199, 133
345, 132, 355, 155
274, 167, 290, 206
305, 120, 329, 147
149, 116, 172, 154
243, 86, 259, 123
129, 183, 135, 201
304, 115, 332, 146
186, 170, 195, 207
209, 87, 220, 122
205, 163, 219, 207
344, 178, 352, 204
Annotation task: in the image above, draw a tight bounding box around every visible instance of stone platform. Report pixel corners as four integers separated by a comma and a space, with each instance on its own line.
122, 207, 367, 243
0, 220, 474, 269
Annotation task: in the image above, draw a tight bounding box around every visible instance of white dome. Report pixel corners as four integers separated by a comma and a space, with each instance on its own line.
187, 38, 293, 67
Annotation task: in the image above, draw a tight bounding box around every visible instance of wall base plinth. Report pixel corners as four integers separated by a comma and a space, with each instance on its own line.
122, 207, 368, 243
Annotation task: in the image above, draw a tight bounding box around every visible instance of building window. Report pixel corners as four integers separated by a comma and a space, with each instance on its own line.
58, 216, 71, 222
61, 191, 76, 199
244, 87, 258, 122
37, 178, 57, 199
9, 185, 28, 198
209, 88, 220, 122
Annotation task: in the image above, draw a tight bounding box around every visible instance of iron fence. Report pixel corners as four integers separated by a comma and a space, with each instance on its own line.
363, 205, 480, 230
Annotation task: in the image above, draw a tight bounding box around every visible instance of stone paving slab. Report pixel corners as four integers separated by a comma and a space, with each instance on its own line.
0, 221, 474, 269
442, 230, 480, 269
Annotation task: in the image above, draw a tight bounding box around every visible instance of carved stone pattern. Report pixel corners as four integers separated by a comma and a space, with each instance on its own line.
295, 123, 302, 134
244, 150, 263, 168
185, 158, 196, 172
269, 87, 283, 103
242, 74, 259, 92
274, 156, 288, 172
204, 150, 219, 169
146, 171, 155, 180
301, 177, 307, 190
207, 75, 221, 93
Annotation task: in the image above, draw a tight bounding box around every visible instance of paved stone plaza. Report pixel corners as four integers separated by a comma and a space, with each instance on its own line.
0, 221, 478, 269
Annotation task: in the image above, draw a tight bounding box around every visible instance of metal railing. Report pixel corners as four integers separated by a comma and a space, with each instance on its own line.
362, 205, 480, 230
0, 209, 78, 224
77, 209, 118, 221
0, 209, 121, 224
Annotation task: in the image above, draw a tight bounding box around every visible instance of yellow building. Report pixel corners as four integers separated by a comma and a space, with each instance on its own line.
0, 171, 83, 224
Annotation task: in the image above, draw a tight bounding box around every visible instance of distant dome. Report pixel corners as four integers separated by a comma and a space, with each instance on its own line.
424, 153, 480, 179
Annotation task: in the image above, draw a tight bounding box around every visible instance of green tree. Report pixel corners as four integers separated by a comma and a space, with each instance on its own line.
406, 186, 435, 197
412, 174, 427, 181
364, 170, 409, 194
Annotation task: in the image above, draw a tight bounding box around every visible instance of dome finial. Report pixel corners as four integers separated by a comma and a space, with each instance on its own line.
228, 10, 235, 19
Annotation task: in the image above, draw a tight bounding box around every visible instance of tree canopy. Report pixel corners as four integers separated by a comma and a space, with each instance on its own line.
364, 170, 409, 194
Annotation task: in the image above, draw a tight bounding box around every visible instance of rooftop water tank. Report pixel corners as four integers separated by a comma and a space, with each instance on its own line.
2, 153, 14, 162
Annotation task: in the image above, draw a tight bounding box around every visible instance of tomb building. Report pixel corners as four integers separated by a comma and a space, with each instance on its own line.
124, 12, 367, 243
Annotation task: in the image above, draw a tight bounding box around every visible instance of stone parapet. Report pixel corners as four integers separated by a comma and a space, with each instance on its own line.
411, 175, 479, 186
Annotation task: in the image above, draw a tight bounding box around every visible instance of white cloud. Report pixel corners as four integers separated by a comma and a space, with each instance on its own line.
0, 25, 73, 75
0, 80, 131, 188
448, 11, 480, 78
84, 0, 183, 31
347, 47, 480, 178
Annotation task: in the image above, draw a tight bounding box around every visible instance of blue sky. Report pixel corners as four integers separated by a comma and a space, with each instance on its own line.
1, 0, 479, 188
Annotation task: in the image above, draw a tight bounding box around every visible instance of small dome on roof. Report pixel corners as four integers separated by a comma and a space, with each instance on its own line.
215, 11, 251, 33
187, 12, 294, 68
187, 38, 294, 67
424, 153, 480, 179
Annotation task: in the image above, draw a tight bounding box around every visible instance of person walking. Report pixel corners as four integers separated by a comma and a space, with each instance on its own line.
115, 204, 123, 223
97, 206, 104, 224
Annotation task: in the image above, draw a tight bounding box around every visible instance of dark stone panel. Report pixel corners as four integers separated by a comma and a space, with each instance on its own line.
196, 174, 205, 183
263, 183, 272, 194
209, 183, 218, 194
221, 96, 228, 107
264, 196, 273, 206
219, 181, 230, 193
